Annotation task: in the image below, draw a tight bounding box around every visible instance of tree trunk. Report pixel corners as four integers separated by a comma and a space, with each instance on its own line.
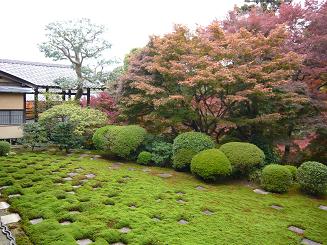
282, 125, 294, 163
74, 64, 83, 101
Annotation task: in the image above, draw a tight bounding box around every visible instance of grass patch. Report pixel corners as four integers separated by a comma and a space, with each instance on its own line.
0, 151, 326, 245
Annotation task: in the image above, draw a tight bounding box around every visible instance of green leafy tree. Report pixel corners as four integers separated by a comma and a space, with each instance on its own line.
39, 18, 112, 100
51, 122, 83, 153
21, 123, 48, 151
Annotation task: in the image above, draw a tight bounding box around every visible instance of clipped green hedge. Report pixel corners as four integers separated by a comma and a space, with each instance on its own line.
297, 161, 327, 195
172, 148, 196, 170
191, 149, 232, 181
92, 125, 146, 159
261, 164, 292, 193
219, 142, 265, 174
0, 141, 10, 156
173, 132, 215, 155
284, 165, 297, 181
137, 151, 152, 165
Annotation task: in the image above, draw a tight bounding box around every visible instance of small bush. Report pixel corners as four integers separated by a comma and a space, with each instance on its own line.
284, 165, 297, 180
151, 141, 173, 167
172, 149, 196, 170
190, 149, 231, 181
173, 132, 215, 155
93, 125, 146, 159
21, 122, 48, 150
261, 164, 292, 193
248, 169, 262, 184
219, 142, 265, 175
137, 151, 152, 165
297, 161, 327, 195
0, 141, 10, 156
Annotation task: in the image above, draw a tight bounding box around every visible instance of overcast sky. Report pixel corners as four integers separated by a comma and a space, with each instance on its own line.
0, 0, 247, 66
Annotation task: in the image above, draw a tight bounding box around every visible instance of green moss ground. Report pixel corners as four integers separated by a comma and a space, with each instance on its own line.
0, 151, 326, 245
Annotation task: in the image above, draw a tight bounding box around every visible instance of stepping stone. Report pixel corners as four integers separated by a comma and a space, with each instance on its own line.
156, 198, 162, 202
176, 192, 185, 195
271, 205, 283, 210
152, 217, 161, 222
81, 179, 88, 183
318, 205, 327, 211
30, 217, 43, 224
119, 227, 131, 233
76, 168, 84, 172
73, 185, 82, 189
60, 221, 72, 225
1, 213, 21, 224
158, 173, 172, 178
67, 191, 75, 194
68, 172, 78, 177
128, 168, 135, 171
8, 194, 21, 198
55, 183, 63, 186
76, 239, 92, 245
85, 174, 95, 179
202, 210, 214, 215
178, 219, 188, 225
63, 177, 73, 181
0, 202, 10, 210
52, 171, 59, 174
129, 205, 137, 209
142, 168, 151, 172
301, 238, 322, 245
176, 199, 186, 204
288, 226, 305, 235
69, 211, 80, 214
111, 243, 126, 245
253, 189, 269, 195
196, 186, 205, 191
0, 186, 9, 190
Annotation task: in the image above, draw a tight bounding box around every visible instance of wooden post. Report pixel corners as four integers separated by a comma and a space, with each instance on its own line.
86, 88, 91, 106
68, 89, 72, 99
62, 90, 66, 101
34, 87, 39, 122
45, 87, 50, 109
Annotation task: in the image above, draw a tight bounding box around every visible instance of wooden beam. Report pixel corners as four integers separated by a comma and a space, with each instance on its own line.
45, 87, 50, 109
68, 89, 72, 99
34, 87, 39, 122
62, 90, 66, 101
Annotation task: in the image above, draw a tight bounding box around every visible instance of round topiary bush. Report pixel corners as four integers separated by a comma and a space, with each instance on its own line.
297, 161, 327, 195
190, 149, 232, 181
92, 125, 146, 159
172, 148, 196, 170
173, 132, 215, 155
137, 151, 152, 165
284, 165, 297, 181
261, 164, 293, 193
219, 142, 265, 175
0, 141, 10, 156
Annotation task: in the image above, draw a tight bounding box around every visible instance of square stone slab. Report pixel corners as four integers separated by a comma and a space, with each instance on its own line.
196, 186, 205, 191
30, 217, 43, 225
318, 205, 327, 211
129, 205, 137, 209
111, 243, 126, 245
67, 191, 75, 195
75, 168, 84, 172
60, 221, 72, 225
0, 202, 10, 210
85, 174, 95, 179
271, 205, 283, 210
119, 227, 131, 233
152, 217, 161, 222
9, 194, 21, 198
176, 199, 186, 204
158, 173, 172, 178
63, 177, 73, 181
288, 226, 305, 235
178, 219, 188, 224
301, 238, 322, 245
73, 185, 82, 189
76, 239, 92, 245
253, 189, 269, 195
1, 213, 21, 224
202, 210, 214, 215
68, 172, 78, 177
69, 211, 80, 214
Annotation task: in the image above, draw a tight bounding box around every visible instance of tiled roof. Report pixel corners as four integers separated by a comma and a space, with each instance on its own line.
0, 59, 76, 88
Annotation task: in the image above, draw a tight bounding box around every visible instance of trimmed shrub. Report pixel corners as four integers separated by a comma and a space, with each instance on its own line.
137, 151, 152, 165
172, 149, 196, 170
297, 161, 327, 195
219, 142, 265, 175
151, 141, 173, 167
173, 132, 215, 155
92, 125, 146, 159
0, 141, 10, 156
191, 149, 232, 181
261, 164, 292, 193
284, 165, 297, 180
21, 122, 48, 150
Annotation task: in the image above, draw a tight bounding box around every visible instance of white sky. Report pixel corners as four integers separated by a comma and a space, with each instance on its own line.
0, 0, 245, 66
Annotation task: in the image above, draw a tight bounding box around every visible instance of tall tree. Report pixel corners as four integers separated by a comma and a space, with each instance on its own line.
39, 18, 112, 100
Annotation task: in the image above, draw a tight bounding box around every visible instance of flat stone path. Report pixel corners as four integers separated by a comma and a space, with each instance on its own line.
76, 239, 92, 245
288, 226, 304, 235
1, 213, 21, 225
253, 189, 269, 195
30, 217, 43, 225
271, 205, 283, 210
301, 238, 322, 245
178, 219, 188, 224
318, 205, 327, 211
0, 202, 10, 210
202, 210, 214, 215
